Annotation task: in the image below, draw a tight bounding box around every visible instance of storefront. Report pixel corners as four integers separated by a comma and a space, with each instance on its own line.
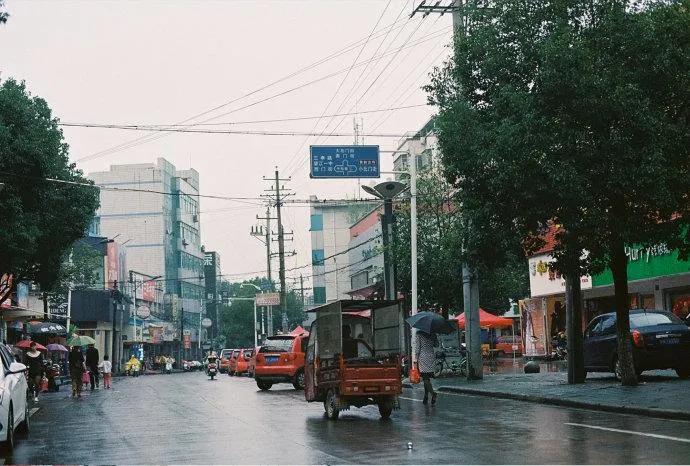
523, 241, 690, 356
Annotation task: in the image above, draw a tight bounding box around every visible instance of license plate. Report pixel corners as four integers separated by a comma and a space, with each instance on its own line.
266, 356, 279, 364
660, 338, 679, 345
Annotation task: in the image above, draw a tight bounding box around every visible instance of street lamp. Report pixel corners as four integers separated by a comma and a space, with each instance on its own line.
361, 181, 407, 301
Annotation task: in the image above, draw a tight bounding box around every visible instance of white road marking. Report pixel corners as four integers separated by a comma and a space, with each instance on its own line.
565, 422, 690, 444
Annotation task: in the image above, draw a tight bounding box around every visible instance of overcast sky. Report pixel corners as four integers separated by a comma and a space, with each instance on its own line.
0, 0, 453, 290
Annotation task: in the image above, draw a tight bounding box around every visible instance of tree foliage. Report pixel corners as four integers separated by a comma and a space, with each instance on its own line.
426, 0, 690, 385
392, 162, 529, 315
218, 278, 306, 348
0, 79, 100, 299
0, 1, 8, 24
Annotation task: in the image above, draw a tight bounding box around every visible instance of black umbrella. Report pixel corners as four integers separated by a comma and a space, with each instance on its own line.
27, 321, 67, 335
406, 311, 456, 335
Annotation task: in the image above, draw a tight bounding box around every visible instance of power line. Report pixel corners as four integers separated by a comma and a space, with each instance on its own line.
74, 17, 410, 163
59, 104, 428, 129
60, 124, 409, 138
281, 0, 400, 175
74, 26, 451, 163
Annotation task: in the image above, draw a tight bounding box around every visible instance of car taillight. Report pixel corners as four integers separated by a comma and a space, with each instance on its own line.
632, 330, 645, 348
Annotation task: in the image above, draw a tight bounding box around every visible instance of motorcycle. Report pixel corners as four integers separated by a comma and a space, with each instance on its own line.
43, 360, 61, 392
206, 358, 218, 380
551, 334, 567, 360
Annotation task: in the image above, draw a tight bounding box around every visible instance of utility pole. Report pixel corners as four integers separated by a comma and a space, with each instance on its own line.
252, 207, 277, 291
262, 169, 295, 336
299, 275, 305, 310
411, 0, 484, 380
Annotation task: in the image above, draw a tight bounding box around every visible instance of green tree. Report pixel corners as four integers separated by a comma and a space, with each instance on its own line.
0, 1, 8, 24
0, 79, 100, 303
427, 0, 690, 385
393, 162, 529, 316
218, 278, 306, 348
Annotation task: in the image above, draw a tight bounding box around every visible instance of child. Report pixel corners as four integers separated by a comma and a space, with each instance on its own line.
99, 355, 113, 389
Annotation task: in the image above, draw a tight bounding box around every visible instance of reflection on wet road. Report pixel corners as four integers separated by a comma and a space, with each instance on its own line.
9, 372, 690, 464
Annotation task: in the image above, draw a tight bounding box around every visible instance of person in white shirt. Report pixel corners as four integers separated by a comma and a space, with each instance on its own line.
99, 355, 113, 389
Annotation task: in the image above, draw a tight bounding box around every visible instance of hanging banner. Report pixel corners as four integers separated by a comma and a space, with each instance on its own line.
520, 298, 549, 357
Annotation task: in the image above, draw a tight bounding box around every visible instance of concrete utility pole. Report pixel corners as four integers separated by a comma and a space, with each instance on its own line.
411, 0, 484, 379
262, 169, 295, 336
299, 275, 305, 310
252, 207, 277, 291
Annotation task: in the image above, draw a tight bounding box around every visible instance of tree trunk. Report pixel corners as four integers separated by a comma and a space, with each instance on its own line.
610, 240, 638, 386
565, 272, 585, 384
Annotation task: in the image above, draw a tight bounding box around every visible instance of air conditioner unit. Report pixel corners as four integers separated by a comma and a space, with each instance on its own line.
192, 214, 199, 223
182, 239, 189, 246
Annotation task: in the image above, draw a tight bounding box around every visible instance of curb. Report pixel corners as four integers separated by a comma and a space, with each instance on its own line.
438, 385, 690, 421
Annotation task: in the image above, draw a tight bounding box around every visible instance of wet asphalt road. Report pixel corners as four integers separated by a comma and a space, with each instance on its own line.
8, 372, 690, 464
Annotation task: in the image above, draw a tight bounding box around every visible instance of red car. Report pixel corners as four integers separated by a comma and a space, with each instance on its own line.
227, 349, 240, 375
219, 348, 233, 373
254, 333, 308, 391
495, 335, 523, 356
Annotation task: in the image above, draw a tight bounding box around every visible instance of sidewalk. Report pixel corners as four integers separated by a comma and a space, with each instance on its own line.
431, 368, 690, 420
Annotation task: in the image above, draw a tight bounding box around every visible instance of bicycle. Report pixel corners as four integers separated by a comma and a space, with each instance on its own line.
433, 350, 467, 377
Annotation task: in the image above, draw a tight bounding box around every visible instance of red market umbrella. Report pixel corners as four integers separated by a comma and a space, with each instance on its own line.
454, 308, 513, 329
289, 325, 308, 336
14, 340, 47, 351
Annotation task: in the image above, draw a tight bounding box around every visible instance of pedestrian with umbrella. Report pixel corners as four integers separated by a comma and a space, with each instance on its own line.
68, 345, 85, 399
406, 311, 455, 406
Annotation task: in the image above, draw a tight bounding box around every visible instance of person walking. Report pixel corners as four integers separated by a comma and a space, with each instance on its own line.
68, 346, 85, 399
25, 342, 44, 403
85, 343, 100, 390
415, 331, 438, 405
99, 355, 112, 389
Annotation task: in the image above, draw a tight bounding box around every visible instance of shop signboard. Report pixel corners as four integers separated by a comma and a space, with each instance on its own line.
105, 243, 119, 290
256, 293, 280, 306
528, 253, 592, 297
142, 280, 156, 302
183, 334, 191, 349
592, 243, 689, 287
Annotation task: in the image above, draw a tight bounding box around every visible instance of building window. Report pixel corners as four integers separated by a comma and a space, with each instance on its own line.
312, 249, 325, 266
179, 251, 203, 273
310, 214, 323, 231
313, 287, 326, 304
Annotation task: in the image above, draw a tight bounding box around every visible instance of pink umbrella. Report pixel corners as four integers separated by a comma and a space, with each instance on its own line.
14, 340, 47, 351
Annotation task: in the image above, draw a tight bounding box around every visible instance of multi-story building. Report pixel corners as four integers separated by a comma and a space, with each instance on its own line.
347, 206, 385, 299
89, 158, 206, 354
310, 197, 377, 306
203, 250, 222, 345
392, 119, 437, 178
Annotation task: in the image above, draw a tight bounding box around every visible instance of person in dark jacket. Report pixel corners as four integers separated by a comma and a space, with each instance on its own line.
85, 344, 100, 390
68, 346, 85, 399
25, 342, 44, 403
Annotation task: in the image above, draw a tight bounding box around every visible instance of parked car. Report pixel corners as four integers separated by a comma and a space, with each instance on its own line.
228, 349, 240, 375
234, 349, 250, 376
584, 309, 690, 379
0, 345, 30, 452
219, 348, 233, 373
254, 333, 308, 390
247, 347, 258, 377
495, 335, 523, 356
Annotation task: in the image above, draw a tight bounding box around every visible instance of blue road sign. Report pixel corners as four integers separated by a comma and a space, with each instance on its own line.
310, 145, 380, 179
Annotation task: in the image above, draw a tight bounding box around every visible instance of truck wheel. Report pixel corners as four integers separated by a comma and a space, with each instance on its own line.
378, 397, 394, 420
292, 370, 305, 390
256, 379, 272, 391
324, 389, 340, 420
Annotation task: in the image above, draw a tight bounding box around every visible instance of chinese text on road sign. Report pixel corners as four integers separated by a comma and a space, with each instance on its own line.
310, 145, 380, 179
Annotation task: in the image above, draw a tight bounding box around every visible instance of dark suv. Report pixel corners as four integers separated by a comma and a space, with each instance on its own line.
583, 309, 690, 379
